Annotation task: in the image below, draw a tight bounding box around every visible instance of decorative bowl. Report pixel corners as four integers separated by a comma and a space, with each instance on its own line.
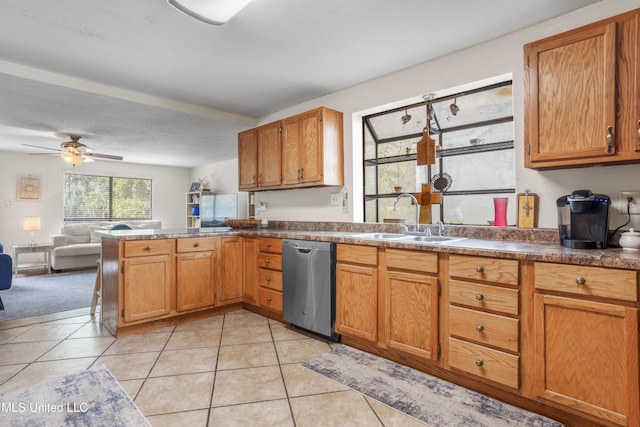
225, 219, 260, 229
619, 228, 640, 251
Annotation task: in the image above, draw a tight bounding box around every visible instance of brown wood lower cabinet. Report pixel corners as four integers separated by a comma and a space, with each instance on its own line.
257, 237, 283, 313
219, 237, 244, 304
176, 237, 216, 312
335, 244, 378, 342
533, 262, 640, 427
382, 249, 439, 361
122, 253, 172, 323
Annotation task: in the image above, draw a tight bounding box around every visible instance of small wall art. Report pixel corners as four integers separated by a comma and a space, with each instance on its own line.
17, 175, 42, 201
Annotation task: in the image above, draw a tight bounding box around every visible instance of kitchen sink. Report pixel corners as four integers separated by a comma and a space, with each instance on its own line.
349, 233, 405, 240
398, 235, 467, 244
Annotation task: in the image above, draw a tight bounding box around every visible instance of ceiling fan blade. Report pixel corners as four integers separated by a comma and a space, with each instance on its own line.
87, 152, 123, 161
28, 152, 60, 156
21, 143, 63, 152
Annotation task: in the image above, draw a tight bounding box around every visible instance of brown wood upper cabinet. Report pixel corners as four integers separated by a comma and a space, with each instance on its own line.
524, 9, 640, 169
282, 107, 344, 188
238, 106, 344, 191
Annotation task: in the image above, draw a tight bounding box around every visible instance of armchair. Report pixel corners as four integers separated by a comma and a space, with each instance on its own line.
0, 243, 12, 311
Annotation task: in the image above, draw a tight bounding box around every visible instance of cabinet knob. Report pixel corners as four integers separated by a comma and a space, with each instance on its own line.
576, 276, 586, 285
475, 294, 484, 301
475, 359, 484, 367
476, 266, 484, 273
264, 259, 270, 264
266, 297, 272, 302
266, 242, 272, 247
476, 324, 484, 332
266, 277, 272, 281
145, 246, 152, 251
194, 242, 200, 247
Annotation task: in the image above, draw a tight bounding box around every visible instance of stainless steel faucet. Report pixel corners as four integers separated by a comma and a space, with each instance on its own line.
393, 193, 420, 233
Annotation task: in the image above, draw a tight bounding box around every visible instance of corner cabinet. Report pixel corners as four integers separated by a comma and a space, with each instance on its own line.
524, 9, 640, 169
532, 262, 639, 427
238, 106, 344, 191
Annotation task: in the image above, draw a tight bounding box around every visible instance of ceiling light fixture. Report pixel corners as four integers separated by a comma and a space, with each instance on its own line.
61, 152, 85, 166
167, 0, 254, 25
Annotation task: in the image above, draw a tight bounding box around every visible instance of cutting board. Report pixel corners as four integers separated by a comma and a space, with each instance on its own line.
416, 130, 436, 165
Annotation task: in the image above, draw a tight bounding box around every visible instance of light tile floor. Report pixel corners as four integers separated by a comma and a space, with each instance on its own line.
0, 309, 427, 426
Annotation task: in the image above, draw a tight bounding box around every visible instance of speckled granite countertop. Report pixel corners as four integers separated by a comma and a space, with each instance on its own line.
100, 221, 640, 270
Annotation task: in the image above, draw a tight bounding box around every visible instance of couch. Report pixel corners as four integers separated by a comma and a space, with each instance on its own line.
50, 220, 162, 271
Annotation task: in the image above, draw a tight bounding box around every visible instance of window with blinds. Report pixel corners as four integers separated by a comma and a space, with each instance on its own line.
63, 173, 152, 221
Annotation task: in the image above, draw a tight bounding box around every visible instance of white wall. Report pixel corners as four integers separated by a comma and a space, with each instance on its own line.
0, 151, 190, 261
197, 0, 640, 230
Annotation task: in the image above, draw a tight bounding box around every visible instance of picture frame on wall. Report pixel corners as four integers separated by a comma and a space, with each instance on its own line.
17, 175, 42, 201
190, 182, 201, 192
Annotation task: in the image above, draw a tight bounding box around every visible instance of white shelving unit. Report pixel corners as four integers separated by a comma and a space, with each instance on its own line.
186, 191, 211, 230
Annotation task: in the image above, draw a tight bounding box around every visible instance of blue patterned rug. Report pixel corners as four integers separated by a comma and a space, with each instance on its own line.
0, 365, 149, 426
303, 345, 564, 427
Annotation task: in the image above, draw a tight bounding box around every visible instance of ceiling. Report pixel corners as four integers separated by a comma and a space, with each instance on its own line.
0, 0, 600, 168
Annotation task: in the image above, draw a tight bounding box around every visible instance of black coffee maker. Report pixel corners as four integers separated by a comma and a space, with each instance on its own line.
557, 189, 610, 249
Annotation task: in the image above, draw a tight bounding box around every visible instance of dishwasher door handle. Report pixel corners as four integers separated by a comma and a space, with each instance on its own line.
295, 247, 313, 254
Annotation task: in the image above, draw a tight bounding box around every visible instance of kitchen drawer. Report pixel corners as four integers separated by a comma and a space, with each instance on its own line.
259, 268, 282, 291
258, 287, 282, 312
449, 306, 519, 353
259, 237, 282, 254
534, 262, 638, 302
257, 253, 282, 271
449, 255, 518, 286
124, 239, 172, 257
337, 244, 377, 266
449, 337, 519, 389
176, 237, 216, 253
449, 280, 519, 316
385, 248, 437, 274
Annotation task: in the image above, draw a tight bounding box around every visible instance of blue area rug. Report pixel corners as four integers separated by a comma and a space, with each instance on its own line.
0, 271, 96, 321
0, 365, 150, 426
303, 345, 564, 427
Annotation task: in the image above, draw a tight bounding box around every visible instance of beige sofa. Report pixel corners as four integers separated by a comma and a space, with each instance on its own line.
50, 220, 162, 271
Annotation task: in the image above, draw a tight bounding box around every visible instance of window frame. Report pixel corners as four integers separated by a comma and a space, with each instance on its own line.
63, 172, 153, 222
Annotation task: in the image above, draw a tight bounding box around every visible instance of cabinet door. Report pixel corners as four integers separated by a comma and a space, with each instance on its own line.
257, 121, 282, 188
242, 237, 259, 305
335, 262, 378, 341
122, 254, 171, 323
384, 271, 439, 360
238, 128, 258, 190
524, 21, 616, 167
176, 251, 215, 312
219, 237, 243, 304
282, 117, 302, 186
534, 294, 639, 426
299, 110, 323, 184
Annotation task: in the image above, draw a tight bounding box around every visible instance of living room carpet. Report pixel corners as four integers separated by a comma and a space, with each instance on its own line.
303, 345, 564, 427
0, 365, 150, 426
0, 270, 96, 321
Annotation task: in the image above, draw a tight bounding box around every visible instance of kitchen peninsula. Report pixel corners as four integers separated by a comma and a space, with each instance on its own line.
99, 223, 640, 427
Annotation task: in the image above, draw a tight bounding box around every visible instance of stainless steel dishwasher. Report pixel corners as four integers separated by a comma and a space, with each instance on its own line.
282, 239, 339, 340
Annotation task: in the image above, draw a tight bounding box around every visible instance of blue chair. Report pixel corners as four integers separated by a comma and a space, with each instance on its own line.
0, 244, 12, 311
91, 224, 132, 318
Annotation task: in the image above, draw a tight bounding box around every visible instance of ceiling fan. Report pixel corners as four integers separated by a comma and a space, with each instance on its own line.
22, 135, 123, 166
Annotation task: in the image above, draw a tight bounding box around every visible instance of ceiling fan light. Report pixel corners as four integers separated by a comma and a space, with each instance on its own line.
61, 152, 85, 166
167, 0, 253, 25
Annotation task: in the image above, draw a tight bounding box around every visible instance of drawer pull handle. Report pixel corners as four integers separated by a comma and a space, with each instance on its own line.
145, 246, 152, 251
476, 266, 484, 273
576, 276, 586, 285
476, 324, 484, 332
475, 294, 484, 301
475, 359, 484, 367
266, 242, 272, 247
266, 297, 272, 302
264, 259, 271, 264
266, 277, 272, 281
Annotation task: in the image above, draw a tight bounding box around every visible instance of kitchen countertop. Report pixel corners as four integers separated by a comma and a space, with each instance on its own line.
99, 223, 640, 270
